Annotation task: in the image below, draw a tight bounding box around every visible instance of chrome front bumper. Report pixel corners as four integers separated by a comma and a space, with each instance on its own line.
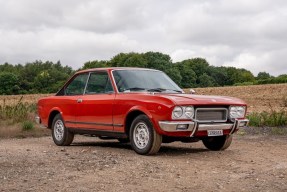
158, 119, 249, 136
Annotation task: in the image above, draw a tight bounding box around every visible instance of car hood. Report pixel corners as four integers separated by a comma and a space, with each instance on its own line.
158, 94, 246, 106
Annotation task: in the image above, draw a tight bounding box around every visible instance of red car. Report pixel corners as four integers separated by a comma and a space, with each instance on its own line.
36, 67, 248, 155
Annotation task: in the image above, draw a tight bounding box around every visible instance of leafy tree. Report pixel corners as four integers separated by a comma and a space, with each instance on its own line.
208, 66, 227, 86
224, 67, 241, 85
177, 62, 197, 88
0, 72, 20, 95
144, 52, 172, 71
82, 60, 109, 70
178, 58, 210, 86
165, 65, 182, 86
257, 72, 272, 80
110, 53, 134, 67
198, 73, 216, 87
182, 58, 209, 77
123, 53, 147, 67
109, 52, 149, 68
0, 60, 73, 94
238, 69, 255, 83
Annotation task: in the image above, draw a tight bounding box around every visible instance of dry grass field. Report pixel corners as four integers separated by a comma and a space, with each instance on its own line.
0, 94, 52, 138
0, 83, 286, 113
190, 83, 287, 113
0, 93, 51, 106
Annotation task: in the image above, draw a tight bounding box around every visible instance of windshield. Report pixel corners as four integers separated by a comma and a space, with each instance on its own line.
112, 69, 183, 93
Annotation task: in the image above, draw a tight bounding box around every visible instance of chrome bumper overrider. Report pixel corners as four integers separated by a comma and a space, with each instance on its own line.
35, 116, 47, 128
158, 119, 249, 136
35, 116, 41, 124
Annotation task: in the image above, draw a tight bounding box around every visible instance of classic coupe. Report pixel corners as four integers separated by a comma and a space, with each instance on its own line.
36, 67, 249, 155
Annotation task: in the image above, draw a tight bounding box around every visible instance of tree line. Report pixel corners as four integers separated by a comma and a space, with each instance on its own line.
0, 52, 286, 95
0, 61, 73, 94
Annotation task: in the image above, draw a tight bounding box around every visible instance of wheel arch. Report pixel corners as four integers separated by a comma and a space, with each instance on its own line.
124, 106, 157, 137
48, 110, 61, 129
124, 110, 145, 137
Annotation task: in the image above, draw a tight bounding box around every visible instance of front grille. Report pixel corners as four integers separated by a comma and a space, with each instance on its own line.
195, 108, 228, 122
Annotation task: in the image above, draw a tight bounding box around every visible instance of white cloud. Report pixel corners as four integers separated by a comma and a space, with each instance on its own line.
0, 27, 138, 67
171, 50, 195, 63
223, 49, 287, 76
0, 0, 287, 75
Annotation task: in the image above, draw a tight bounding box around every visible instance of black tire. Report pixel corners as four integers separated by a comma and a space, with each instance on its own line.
117, 138, 130, 143
202, 135, 232, 151
130, 115, 162, 155
52, 114, 74, 146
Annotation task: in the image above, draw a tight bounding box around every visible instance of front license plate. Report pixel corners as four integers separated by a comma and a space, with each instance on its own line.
207, 130, 223, 136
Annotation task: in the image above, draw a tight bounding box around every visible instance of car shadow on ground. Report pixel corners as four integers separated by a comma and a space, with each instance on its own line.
71, 141, 132, 150
158, 145, 208, 156
71, 140, 209, 156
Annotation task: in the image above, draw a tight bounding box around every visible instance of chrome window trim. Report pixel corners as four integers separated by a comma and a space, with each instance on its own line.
194, 108, 228, 123
83, 72, 91, 95
64, 72, 90, 96
83, 71, 115, 95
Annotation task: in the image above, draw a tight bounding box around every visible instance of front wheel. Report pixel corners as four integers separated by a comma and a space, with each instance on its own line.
52, 114, 74, 146
130, 115, 162, 155
202, 135, 232, 151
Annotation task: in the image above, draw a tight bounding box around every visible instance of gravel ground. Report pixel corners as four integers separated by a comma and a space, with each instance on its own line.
0, 134, 287, 192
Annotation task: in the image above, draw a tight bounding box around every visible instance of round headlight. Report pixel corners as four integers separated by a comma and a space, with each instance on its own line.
184, 106, 194, 118
230, 106, 246, 119
172, 106, 183, 118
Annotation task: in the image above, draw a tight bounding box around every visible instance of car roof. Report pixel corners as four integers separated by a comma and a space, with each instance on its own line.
76, 67, 161, 74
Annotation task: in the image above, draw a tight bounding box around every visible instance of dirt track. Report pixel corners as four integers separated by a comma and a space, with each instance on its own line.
1, 135, 287, 192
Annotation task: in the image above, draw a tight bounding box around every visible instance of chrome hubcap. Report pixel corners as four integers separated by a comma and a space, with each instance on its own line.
133, 122, 150, 149
54, 120, 64, 141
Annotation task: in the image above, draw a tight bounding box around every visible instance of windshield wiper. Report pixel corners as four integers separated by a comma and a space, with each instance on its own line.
147, 88, 183, 93
123, 87, 146, 92
147, 88, 165, 92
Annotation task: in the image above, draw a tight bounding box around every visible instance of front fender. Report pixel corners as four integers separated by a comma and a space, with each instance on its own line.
124, 105, 169, 135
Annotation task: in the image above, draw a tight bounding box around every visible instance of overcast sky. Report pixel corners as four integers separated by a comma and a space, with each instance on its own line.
0, 0, 286, 76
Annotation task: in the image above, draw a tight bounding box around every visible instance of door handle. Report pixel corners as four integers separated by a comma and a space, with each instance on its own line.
77, 98, 83, 103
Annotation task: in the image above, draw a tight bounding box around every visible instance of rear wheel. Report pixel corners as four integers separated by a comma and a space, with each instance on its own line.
52, 114, 74, 146
202, 135, 232, 151
130, 115, 162, 155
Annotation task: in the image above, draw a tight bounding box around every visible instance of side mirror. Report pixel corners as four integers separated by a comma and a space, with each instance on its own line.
189, 89, 196, 94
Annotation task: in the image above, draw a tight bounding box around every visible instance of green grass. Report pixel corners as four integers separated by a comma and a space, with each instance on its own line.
22, 121, 34, 131
247, 111, 287, 127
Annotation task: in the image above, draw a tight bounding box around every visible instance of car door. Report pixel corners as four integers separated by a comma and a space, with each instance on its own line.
62, 72, 89, 128
75, 71, 115, 131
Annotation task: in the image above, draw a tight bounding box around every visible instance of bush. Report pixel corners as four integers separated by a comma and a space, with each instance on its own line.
234, 81, 255, 86
0, 97, 36, 123
22, 121, 34, 131
247, 111, 287, 127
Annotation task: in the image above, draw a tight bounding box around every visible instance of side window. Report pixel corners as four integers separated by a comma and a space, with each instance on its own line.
65, 73, 89, 95
85, 71, 114, 94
